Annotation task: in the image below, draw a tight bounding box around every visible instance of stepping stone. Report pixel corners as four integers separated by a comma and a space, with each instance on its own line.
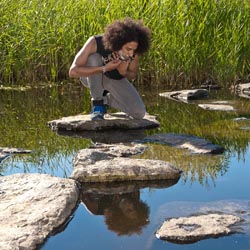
156, 213, 241, 244
71, 143, 182, 182
235, 83, 250, 99
141, 133, 224, 154
159, 89, 209, 102
198, 103, 235, 111
0, 173, 79, 250
48, 112, 159, 131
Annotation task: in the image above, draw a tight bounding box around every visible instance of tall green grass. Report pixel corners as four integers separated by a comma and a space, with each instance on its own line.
0, 0, 249, 86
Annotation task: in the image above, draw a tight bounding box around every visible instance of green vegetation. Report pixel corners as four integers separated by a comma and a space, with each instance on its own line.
1, 0, 249, 85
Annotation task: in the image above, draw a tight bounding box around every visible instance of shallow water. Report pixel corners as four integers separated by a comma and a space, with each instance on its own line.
0, 83, 250, 250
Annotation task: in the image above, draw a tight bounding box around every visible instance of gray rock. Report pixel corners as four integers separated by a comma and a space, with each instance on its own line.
198, 103, 235, 111
235, 83, 250, 99
71, 143, 181, 182
141, 133, 224, 154
159, 89, 209, 102
0, 173, 79, 250
48, 112, 160, 131
156, 213, 241, 243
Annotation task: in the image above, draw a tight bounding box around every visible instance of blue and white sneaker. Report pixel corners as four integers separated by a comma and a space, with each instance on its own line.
91, 104, 106, 121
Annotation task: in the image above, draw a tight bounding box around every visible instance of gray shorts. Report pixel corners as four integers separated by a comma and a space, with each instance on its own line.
80, 53, 146, 119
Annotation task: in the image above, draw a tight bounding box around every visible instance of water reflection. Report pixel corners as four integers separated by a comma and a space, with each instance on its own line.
80, 180, 178, 236
56, 129, 147, 144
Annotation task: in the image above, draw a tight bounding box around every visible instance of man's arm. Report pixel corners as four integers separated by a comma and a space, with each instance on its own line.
117, 55, 139, 80
69, 36, 102, 78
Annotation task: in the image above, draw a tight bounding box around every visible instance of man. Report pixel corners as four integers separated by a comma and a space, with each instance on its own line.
69, 18, 151, 120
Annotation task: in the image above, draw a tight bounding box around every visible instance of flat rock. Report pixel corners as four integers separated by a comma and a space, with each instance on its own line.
159, 89, 209, 102
235, 83, 250, 99
141, 133, 224, 154
48, 112, 160, 131
71, 143, 181, 182
156, 213, 241, 244
198, 103, 235, 111
0, 173, 79, 250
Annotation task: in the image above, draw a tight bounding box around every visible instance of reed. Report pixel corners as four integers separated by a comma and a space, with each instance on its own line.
1, 0, 249, 86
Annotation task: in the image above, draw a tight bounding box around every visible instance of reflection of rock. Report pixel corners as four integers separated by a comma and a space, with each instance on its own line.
156, 213, 241, 244
81, 179, 179, 195
81, 186, 149, 236
0, 147, 32, 163
48, 112, 160, 131
159, 89, 209, 102
71, 143, 182, 182
56, 129, 147, 144
81, 180, 178, 236
141, 133, 224, 154
0, 173, 79, 250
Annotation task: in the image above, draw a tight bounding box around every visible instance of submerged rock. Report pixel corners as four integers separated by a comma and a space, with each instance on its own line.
156, 213, 241, 244
48, 112, 160, 131
71, 143, 181, 182
0, 173, 79, 250
141, 133, 224, 154
0, 147, 32, 163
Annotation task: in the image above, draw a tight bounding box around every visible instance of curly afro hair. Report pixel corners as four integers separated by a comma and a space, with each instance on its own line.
102, 17, 151, 55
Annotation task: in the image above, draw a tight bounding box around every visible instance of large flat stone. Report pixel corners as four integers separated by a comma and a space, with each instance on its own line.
48, 112, 160, 131
156, 213, 241, 244
0, 174, 79, 250
71, 143, 181, 182
142, 133, 224, 154
198, 103, 235, 111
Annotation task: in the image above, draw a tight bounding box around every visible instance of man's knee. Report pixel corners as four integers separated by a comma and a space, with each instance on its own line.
129, 107, 146, 119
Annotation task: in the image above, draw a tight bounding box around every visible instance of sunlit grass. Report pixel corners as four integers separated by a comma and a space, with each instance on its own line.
0, 0, 249, 85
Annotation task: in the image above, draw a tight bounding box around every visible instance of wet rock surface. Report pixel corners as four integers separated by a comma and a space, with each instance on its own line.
48, 112, 160, 131
156, 213, 241, 243
0, 173, 79, 250
71, 143, 182, 182
141, 133, 224, 154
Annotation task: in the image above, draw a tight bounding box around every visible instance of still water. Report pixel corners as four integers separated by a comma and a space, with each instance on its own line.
0, 82, 250, 250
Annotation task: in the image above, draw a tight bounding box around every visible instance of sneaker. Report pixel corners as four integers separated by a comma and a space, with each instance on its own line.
91, 105, 106, 121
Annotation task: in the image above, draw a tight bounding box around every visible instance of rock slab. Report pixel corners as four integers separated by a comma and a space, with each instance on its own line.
48, 112, 160, 131
142, 133, 224, 154
0, 174, 79, 250
156, 213, 241, 244
71, 143, 181, 182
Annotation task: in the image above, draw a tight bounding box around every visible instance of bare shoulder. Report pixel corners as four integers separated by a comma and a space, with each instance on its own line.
72, 36, 97, 66
80, 36, 97, 55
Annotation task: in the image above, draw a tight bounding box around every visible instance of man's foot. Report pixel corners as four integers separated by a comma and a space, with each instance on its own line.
91, 101, 107, 121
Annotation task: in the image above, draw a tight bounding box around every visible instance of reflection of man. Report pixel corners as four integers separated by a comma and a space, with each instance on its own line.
81, 190, 149, 236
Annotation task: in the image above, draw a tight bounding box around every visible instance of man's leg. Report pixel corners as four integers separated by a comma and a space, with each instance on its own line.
103, 76, 146, 119
79, 53, 107, 120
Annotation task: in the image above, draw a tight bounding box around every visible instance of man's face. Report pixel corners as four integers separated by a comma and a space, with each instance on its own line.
119, 41, 138, 60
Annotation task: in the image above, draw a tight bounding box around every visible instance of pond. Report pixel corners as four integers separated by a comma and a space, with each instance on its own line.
0, 82, 250, 250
